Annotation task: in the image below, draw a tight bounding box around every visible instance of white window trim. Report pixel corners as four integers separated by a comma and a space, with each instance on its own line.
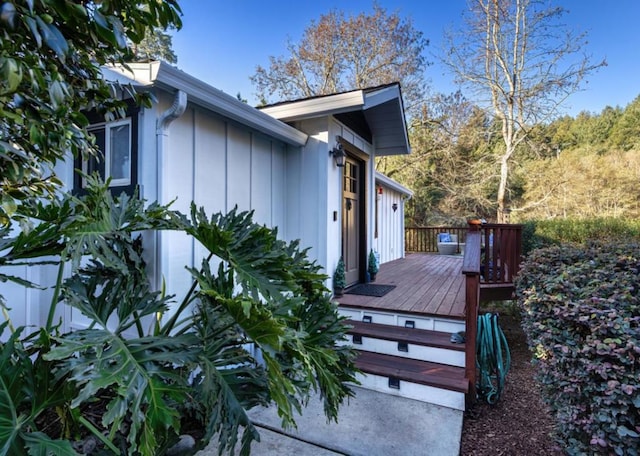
85, 118, 132, 188
104, 118, 132, 187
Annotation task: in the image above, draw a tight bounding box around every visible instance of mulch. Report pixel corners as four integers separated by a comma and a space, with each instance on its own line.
459, 313, 564, 456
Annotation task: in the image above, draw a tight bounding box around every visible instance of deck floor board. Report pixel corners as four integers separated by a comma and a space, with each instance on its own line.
338, 253, 466, 319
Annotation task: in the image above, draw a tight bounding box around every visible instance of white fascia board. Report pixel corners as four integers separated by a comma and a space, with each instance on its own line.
363, 84, 401, 109
101, 66, 148, 88
375, 171, 413, 198
107, 62, 308, 147
260, 91, 365, 122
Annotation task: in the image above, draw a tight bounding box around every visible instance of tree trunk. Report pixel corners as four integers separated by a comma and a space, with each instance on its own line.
496, 147, 511, 223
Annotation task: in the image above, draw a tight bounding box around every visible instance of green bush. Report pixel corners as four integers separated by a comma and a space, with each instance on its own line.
521, 218, 640, 256
516, 241, 640, 455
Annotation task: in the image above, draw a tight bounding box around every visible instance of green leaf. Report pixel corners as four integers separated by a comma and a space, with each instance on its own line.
23, 432, 78, 456
1, 58, 22, 94
46, 330, 198, 454
23, 16, 41, 47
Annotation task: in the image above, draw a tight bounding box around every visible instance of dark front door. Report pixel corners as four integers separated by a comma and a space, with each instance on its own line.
342, 157, 362, 286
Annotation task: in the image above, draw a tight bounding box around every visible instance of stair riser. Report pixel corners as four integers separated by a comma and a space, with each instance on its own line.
339, 308, 465, 333
347, 336, 465, 367
354, 373, 466, 411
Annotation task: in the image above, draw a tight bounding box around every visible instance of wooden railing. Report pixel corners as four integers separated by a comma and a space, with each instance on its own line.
479, 223, 523, 285
405, 223, 522, 286
407, 222, 523, 402
405, 226, 468, 253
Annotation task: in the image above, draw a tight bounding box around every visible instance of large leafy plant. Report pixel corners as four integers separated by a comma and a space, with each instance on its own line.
0, 180, 358, 455
516, 241, 640, 455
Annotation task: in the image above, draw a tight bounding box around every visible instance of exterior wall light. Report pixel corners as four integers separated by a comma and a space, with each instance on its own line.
392, 203, 398, 212
330, 143, 346, 167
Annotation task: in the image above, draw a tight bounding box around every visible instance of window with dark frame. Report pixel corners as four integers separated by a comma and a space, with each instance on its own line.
74, 103, 139, 196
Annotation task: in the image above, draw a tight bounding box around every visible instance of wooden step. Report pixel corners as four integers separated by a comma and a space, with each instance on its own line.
355, 351, 468, 394
347, 320, 465, 352
339, 306, 466, 333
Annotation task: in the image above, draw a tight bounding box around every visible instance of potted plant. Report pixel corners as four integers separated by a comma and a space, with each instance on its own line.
367, 249, 379, 282
334, 256, 346, 297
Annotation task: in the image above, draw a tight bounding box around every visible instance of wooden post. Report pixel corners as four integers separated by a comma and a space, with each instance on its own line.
462, 224, 481, 404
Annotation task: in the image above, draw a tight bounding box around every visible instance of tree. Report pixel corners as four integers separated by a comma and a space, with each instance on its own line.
250, 4, 428, 111
377, 92, 498, 224
130, 26, 178, 63
0, 0, 182, 226
443, 0, 605, 222
610, 95, 640, 150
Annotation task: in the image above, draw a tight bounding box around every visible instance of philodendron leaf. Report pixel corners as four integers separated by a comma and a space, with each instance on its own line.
45, 330, 198, 455
0, 323, 29, 456
0, 376, 24, 456
22, 432, 78, 456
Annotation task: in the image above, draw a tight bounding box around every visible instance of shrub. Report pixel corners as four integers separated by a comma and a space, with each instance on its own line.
334, 257, 346, 290
516, 241, 640, 455
367, 249, 379, 276
520, 218, 640, 256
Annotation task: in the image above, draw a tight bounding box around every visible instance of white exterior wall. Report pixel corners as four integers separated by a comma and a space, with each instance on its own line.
1, 90, 295, 334
374, 181, 408, 264
159, 95, 291, 304
284, 117, 330, 273
282, 116, 374, 287
327, 118, 374, 282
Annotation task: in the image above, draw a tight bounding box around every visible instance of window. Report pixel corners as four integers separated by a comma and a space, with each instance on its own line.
74, 105, 139, 195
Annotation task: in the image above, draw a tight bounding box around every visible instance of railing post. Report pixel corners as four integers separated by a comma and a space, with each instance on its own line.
462, 222, 482, 404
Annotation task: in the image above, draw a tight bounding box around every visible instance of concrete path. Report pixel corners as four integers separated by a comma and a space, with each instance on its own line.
199, 386, 463, 456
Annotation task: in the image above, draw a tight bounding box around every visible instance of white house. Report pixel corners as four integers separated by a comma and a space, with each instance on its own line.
3, 61, 412, 332
260, 84, 411, 286
374, 172, 413, 265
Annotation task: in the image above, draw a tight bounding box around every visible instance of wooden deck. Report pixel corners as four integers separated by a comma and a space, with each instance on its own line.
337, 253, 466, 319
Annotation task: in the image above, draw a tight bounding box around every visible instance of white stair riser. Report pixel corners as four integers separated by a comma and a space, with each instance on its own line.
339, 308, 465, 333
348, 336, 465, 367
354, 373, 466, 411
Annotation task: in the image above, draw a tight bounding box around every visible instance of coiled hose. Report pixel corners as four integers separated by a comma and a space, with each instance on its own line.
476, 313, 511, 404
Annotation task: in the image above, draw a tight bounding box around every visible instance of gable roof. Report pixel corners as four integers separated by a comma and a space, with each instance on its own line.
104, 62, 308, 147
259, 83, 411, 156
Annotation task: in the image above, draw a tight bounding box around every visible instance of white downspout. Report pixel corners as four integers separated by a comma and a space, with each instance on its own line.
155, 90, 187, 290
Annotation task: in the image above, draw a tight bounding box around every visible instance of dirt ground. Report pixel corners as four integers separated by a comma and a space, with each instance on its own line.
459, 312, 564, 455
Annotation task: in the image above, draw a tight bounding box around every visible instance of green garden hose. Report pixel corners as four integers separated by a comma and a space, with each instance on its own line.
476, 313, 511, 404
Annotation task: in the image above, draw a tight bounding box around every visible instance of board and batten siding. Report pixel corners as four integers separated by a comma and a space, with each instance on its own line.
281, 115, 374, 286
373, 175, 411, 264
1, 93, 295, 335
160, 99, 292, 303
327, 117, 374, 282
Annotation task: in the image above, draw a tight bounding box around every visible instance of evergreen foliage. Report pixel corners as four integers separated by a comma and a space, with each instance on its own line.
517, 242, 640, 454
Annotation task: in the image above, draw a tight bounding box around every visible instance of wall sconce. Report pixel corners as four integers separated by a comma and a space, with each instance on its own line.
392, 203, 398, 212
330, 143, 346, 168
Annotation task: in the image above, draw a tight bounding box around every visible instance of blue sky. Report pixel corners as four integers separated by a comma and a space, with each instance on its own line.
172, 1, 640, 116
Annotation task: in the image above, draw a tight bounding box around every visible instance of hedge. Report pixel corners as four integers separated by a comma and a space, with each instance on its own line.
520, 218, 640, 256
516, 241, 640, 455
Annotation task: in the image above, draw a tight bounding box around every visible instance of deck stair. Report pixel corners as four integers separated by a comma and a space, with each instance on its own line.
344, 316, 468, 411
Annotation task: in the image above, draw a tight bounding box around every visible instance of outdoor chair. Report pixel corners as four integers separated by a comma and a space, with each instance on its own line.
437, 233, 459, 255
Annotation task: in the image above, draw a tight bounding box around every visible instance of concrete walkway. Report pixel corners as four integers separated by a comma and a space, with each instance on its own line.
199, 386, 463, 456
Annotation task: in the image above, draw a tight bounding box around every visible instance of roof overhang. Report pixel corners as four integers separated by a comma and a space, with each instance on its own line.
104, 62, 308, 147
260, 84, 410, 156
375, 172, 413, 198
